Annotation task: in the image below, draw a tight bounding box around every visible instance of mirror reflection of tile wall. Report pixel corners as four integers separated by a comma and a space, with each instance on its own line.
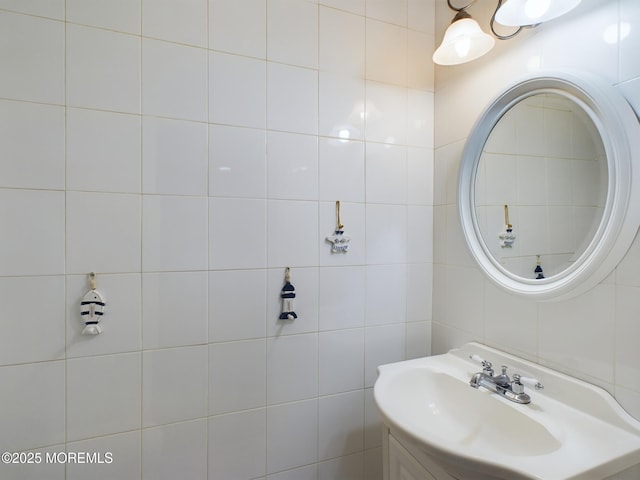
475, 93, 607, 278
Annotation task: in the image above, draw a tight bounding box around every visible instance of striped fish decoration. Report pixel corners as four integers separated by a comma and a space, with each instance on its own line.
80, 289, 106, 335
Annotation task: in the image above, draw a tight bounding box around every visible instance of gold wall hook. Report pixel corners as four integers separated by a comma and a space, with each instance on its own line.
503, 204, 512, 229
336, 201, 344, 230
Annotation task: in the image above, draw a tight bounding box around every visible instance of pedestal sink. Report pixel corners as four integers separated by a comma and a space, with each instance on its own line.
374, 343, 640, 480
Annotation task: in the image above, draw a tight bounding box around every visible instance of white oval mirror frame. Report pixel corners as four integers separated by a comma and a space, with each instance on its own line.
458, 70, 640, 301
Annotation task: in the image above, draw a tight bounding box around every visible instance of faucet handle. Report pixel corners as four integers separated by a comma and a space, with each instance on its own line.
519, 376, 544, 390
469, 354, 494, 375
513, 374, 544, 392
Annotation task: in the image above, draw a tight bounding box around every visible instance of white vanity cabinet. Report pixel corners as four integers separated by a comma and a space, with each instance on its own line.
388, 435, 435, 480
383, 428, 458, 480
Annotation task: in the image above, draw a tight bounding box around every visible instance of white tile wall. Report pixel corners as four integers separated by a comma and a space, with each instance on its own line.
433, 0, 640, 419
0, 2, 433, 480
142, 346, 208, 427
0, 100, 64, 189
209, 409, 267, 479
66, 353, 141, 441
0, 11, 64, 104
142, 419, 208, 480
142, 117, 208, 195
66, 24, 140, 113
67, 108, 141, 193
266, 399, 319, 474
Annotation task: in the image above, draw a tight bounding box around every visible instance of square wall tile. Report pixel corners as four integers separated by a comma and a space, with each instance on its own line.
407, 147, 434, 206
365, 204, 407, 265
406, 321, 431, 359
408, 89, 434, 147
319, 7, 365, 76
142, 346, 208, 427
209, 339, 266, 414
0, 100, 64, 189
408, 0, 435, 34
0, 189, 64, 276
267, 131, 318, 200
365, 264, 407, 326
319, 266, 365, 331
267, 200, 319, 267
142, 38, 207, 121
143, 116, 208, 195
67, 353, 141, 441
142, 271, 208, 349
209, 0, 266, 58
210, 51, 266, 129
267, 399, 318, 474
406, 263, 432, 323
442, 265, 484, 335
0, 361, 64, 451
67, 24, 140, 113
318, 138, 365, 202
365, 143, 407, 204
538, 284, 615, 384
142, 419, 207, 480
67, 0, 141, 34
319, 328, 365, 395
408, 29, 434, 91
67, 107, 141, 194
209, 269, 266, 342
67, 191, 141, 274
209, 125, 266, 198
267, 0, 318, 69
319, 73, 365, 141
0, 276, 65, 365
318, 391, 364, 461
267, 333, 318, 405
365, 19, 407, 86
66, 273, 142, 358
267, 62, 318, 135
143, 195, 208, 272
209, 197, 266, 269
209, 409, 266, 480
142, 0, 207, 47
365, 82, 407, 145
67, 431, 141, 480
408, 205, 432, 263
364, 323, 405, 387
0, 12, 64, 104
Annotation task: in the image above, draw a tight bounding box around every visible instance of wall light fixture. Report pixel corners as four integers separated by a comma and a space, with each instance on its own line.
433, 0, 582, 66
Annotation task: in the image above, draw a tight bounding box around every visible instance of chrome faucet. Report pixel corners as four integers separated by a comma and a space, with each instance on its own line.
469, 356, 544, 404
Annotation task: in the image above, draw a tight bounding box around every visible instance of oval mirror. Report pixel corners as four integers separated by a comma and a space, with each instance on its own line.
458, 71, 640, 300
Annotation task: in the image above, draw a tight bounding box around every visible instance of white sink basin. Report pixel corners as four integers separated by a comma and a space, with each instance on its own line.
374, 343, 640, 479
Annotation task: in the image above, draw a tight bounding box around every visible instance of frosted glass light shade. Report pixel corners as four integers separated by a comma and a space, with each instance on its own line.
495, 0, 582, 26
433, 17, 495, 65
